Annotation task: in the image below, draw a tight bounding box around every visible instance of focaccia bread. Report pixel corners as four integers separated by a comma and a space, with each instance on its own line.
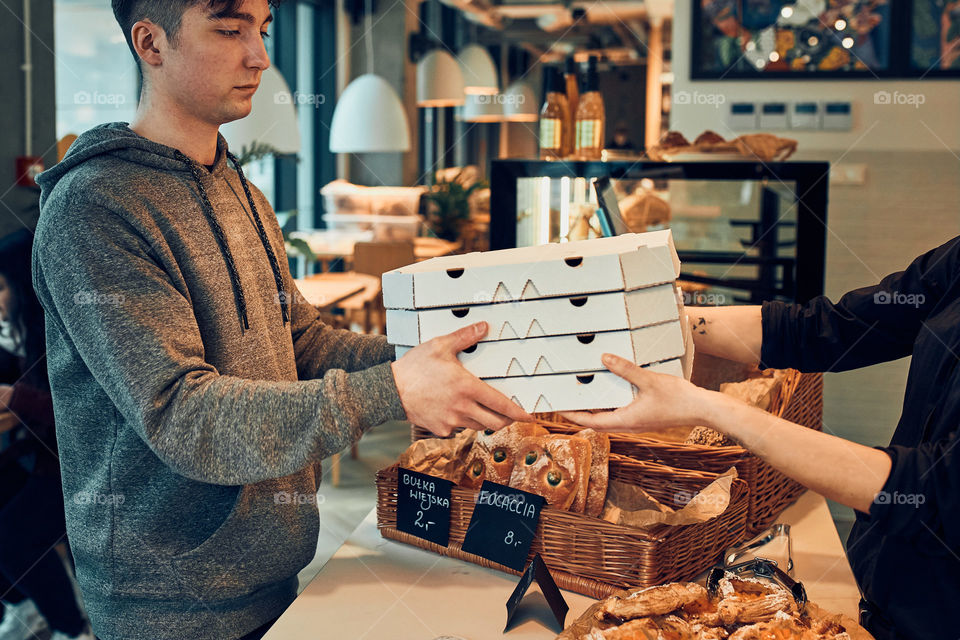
509, 435, 591, 510
459, 447, 488, 490
596, 582, 708, 622
473, 422, 549, 485
572, 428, 610, 517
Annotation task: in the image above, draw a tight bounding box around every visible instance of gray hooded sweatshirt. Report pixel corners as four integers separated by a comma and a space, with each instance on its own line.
32, 122, 407, 640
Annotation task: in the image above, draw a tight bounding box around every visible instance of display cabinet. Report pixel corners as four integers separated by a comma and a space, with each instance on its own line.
489, 160, 829, 304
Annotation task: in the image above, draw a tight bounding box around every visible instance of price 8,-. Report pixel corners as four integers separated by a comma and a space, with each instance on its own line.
462, 482, 545, 571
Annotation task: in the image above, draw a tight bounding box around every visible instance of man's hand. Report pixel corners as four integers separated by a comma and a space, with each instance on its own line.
561, 354, 715, 432
0, 384, 12, 411
391, 322, 534, 437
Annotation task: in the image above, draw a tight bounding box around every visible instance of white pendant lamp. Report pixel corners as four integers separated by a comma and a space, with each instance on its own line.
417, 49, 465, 107
501, 80, 538, 122
329, 74, 410, 152
221, 66, 300, 155
329, 0, 410, 152
460, 93, 503, 122
458, 44, 498, 95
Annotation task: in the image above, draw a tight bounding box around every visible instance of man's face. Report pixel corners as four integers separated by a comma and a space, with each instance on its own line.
154, 0, 273, 126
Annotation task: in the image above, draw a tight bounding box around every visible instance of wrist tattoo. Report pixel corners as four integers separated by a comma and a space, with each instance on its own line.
694, 316, 708, 336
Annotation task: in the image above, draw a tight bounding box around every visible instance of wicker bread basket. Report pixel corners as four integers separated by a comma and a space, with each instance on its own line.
376, 456, 749, 599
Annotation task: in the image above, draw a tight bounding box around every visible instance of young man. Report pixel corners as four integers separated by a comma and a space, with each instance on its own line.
567, 237, 960, 640
32, 1, 530, 639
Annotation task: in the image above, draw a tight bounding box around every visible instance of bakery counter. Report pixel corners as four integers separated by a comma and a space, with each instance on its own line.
264, 490, 861, 639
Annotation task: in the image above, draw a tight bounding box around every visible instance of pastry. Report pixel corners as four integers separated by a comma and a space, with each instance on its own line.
662, 131, 691, 148
686, 426, 736, 447
726, 616, 814, 640
509, 435, 591, 511
715, 577, 797, 625
574, 428, 610, 517
694, 130, 726, 146
732, 134, 797, 162
585, 616, 692, 640
596, 582, 709, 622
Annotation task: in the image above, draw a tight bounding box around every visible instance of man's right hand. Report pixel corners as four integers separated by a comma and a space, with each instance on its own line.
391, 322, 534, 437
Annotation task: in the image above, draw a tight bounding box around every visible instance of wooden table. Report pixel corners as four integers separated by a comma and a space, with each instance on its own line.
293, 274, 374, 312
264, 491, 862, 639
290, 232, 461, 271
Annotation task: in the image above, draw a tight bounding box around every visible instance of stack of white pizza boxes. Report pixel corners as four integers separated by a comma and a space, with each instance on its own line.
383, 230, 693, 413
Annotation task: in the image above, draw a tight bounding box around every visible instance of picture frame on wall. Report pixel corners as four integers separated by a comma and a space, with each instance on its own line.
691, 1, 960, 79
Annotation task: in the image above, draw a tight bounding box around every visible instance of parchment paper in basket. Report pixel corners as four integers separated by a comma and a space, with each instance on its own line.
600, 467, 738, 529
722, 523, 795, 576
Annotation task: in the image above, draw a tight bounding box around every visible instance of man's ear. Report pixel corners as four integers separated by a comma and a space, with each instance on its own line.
130, 19, 164, 69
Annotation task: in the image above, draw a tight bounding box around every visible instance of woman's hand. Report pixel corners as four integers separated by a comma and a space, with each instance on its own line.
562, 354, 717, 432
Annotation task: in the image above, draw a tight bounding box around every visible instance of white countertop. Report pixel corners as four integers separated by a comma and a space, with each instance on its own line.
265, 491, 861, 639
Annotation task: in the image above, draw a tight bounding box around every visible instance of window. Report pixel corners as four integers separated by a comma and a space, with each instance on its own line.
54, 1, 138, 140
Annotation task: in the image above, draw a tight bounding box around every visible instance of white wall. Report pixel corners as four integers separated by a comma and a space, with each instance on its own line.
672, 7, 960, 152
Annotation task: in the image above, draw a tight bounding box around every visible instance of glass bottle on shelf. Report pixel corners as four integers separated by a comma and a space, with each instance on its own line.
538, 66, 568, 161
575, 56, 605, 161
563, 56, 579, 159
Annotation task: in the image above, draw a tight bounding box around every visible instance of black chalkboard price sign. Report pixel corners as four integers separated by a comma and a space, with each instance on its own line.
461, 481, 545, 571
396, 467, 453, 547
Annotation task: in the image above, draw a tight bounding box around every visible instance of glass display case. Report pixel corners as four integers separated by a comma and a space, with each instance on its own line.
489, 160, 829, 304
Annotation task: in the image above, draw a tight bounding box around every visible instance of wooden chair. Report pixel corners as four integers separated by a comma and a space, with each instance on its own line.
340, 240, 416, 334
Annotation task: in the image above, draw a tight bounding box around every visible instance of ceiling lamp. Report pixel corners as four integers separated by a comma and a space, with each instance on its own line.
329, 74, 410, 152
417, 49, 465, 107
501, 80, 538, 122
329, 0, 410, 153
458, 44, 498, 95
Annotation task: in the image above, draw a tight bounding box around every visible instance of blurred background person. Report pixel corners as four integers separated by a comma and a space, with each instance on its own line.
0, 228, 92, 640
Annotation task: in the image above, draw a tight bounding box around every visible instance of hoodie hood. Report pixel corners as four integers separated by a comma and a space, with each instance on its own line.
38, 122, 289, 330
38, 122, 228, 207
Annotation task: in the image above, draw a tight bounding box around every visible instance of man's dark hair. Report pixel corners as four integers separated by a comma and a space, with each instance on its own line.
112, 0, 282, 81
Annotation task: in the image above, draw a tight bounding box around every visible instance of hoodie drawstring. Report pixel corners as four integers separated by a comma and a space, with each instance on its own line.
174, 149, 289, 332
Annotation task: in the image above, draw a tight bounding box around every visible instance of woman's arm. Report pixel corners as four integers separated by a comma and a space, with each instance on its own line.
688, 305, 762, 365
701, 385, 891, 514
564, 354, 891, 515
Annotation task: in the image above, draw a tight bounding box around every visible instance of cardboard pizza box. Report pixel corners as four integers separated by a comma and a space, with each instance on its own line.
394, 321, 685, 378
483, 358, 685, 413
382, 230, 680, 310
386, 283, 682, 347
